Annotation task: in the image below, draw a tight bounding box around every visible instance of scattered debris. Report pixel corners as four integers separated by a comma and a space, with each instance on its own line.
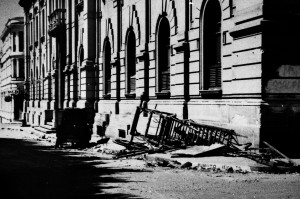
97, 137, 110, 145
263, 141, 297, 166
106, 100, 299, 173
181, 162, 193, 169
170, 144, 226, 158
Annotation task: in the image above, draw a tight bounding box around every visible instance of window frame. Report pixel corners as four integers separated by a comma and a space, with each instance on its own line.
199, 0, 222, 98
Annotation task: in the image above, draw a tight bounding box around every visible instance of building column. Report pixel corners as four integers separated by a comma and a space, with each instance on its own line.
63, 68, 70, 108
76, 0, 96, 109
77, 61, 95, 108
69, 65, 78, 107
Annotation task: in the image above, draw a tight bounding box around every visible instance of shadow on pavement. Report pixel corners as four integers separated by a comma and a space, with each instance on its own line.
0, 137, 149, 199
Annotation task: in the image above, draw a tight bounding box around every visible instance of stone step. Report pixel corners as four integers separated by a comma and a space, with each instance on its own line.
46, 121, 54, 126
34, 126, 56, 134
41, 123, 56, 130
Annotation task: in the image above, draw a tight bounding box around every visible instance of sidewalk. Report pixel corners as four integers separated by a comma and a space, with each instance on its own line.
2, 123, 299, 173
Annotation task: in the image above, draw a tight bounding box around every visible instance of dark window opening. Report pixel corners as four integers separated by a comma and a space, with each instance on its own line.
19, 59, 24, 78
36, 16, 39, 41
13, 59, 17, 77
42, 10, 45, 36
126, 29, 136, 95
13, 32, 16, 52
103, 39, 111, 96
79, 47, 84, 66
36, 67, 39, 80
42, 65, 45, 78
203, 0, 221, 90
30, 21, 33, 45
19, 32, 24, 52
157, 16, 170, 93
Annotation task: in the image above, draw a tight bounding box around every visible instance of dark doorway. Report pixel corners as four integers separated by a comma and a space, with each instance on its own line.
14, 92, 24, 121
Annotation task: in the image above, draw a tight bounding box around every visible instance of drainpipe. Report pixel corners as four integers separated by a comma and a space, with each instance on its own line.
22, 10, 30, 126
94, 0, 101, 112
183, 0, 190, 119
143, 0, 150, 111
115, 0, 123, 114
57, 32, 66, 110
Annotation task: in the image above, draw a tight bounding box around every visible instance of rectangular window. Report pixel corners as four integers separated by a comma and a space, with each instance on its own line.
19, 32, 24, 52
229, 0, 236, 17
30, 21, 33, 45
36, 16, 39, 40
13, 59, 17, 77
19, 59, 24, 78
42, 9, 45, 36
13, 32, 16, 52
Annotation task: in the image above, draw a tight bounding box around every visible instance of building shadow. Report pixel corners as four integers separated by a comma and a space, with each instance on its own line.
0, 137, 150, 199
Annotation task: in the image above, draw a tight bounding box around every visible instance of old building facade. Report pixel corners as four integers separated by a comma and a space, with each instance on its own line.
19, 0, 300, 157
0, 17, 25, 123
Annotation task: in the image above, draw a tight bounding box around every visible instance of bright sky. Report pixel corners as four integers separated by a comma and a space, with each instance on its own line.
0, 0, 23, 48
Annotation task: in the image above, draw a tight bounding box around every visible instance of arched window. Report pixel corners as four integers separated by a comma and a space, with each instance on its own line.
203, 0, 222, 90
42, 65, 45, 78
52, 57, 56, 70
156, 16, 170, 94
31, 69, 33, 81
103, 38, 111, 97
78, 46, 84, 99
31, 60, 34, 78
19, 31, 24, 52
35, 16, 39, 41
125, 28, 136, 96
13, 32, 16, 52
31, 69, 35, 99
36, 66, 39, 80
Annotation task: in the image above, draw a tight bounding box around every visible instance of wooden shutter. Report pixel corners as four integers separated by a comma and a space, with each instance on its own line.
130, 75, 136, 93
161, 69, 170, 91
209, 63, 221, 88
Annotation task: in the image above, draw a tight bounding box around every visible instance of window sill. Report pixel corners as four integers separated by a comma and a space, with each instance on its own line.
199, 89, 222, 99
102, 94, 111, 99
155, 91, 170, 99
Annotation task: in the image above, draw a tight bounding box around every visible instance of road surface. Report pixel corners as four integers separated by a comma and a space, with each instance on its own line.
1, 127, 300, 199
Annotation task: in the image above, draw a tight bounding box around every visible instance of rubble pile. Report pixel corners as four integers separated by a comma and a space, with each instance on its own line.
101, 104, 300, 173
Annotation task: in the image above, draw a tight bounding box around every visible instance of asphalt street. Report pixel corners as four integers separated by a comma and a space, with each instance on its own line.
1, 127, 300, 199
0, 129, 145, 199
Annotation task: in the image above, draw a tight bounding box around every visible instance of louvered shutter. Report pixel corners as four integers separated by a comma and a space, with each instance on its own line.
130, 75, 136, 93
161, 69, 170, 91
209, 63, 221, 88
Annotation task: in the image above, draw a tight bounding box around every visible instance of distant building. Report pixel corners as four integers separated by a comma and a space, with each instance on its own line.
0, 17, 25, 123
19, 0, 300, 157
